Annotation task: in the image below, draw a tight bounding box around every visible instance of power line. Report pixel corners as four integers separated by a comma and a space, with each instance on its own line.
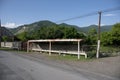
56, 12, 98, 23
56, 6, 120, 59
102, 6, 120, 13
56, 6, 120, 23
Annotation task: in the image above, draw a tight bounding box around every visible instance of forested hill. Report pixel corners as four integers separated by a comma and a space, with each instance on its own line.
6, 20, 120, 46
9, 20, 113, 35
0, 27, 15, 41
81, 25, 113, 32
10, 20, 57, 35
1, 27, 14, 37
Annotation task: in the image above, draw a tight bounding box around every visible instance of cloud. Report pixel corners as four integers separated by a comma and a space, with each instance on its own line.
94, 23, 105, 26
101, 24, 106, 26
103, 14, 115, 17
2, 22, 22, 28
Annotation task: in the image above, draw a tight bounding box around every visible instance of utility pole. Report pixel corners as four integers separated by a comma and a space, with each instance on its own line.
96, 11, 102, 58
0, 19, 1, 48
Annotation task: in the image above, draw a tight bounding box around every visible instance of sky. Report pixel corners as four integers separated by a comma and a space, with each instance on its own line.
0, 0, 120, 28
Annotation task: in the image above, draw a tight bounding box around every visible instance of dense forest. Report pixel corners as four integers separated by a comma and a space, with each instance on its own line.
15, 22, 120, 46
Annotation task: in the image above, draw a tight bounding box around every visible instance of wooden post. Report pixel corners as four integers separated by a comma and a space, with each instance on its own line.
96, 12, 101, 58
78, 41, 80, 59
49, 41, 51, 55
0, 20, 1, 48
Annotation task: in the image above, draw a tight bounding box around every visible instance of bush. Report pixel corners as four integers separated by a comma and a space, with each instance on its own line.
100, 46, 120, 57
87, 50, 96, 58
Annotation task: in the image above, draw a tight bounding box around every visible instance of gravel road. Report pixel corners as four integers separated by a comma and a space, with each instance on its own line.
0, 50, 120, 80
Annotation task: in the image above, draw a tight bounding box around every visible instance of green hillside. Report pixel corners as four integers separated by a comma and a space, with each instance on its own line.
4, 21, 120, 47
9, 20, 113, 35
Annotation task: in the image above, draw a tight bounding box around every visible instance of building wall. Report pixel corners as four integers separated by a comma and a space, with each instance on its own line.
1, 42, 21, 50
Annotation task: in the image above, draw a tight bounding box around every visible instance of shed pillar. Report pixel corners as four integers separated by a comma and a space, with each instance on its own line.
78, 41, 80, 59
27, 41, 29, 53
49, 41, 51, 55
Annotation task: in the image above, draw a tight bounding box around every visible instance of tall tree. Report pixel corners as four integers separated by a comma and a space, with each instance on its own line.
110, 23, 120, 46
85, 28, 97, 45
101, 23, 120, 46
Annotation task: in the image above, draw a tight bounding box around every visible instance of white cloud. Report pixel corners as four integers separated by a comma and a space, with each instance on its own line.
103, 14, 115, 17
101, 24, 106, 26
94, 23, 105, 26
2, 22, 22, 28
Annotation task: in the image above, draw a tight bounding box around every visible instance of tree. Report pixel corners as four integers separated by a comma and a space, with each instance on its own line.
16, 32, 28, 41
110, 23, 120, 46
2, 36, 9, 42
101, 23, 120, 46
2, 36, 9, 46
33, 26, 84, 39
62, 27, 84, 39
85, 28, 97, 45
16, 25, 86, 41
101, 32, 112, 45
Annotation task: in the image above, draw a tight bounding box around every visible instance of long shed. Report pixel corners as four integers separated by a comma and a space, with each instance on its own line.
27, 39, 87, 59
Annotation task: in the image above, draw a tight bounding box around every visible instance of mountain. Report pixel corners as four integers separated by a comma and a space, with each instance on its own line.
59, 23, 82, 30
1, 27, 14, 37
81, 25, 98, 32
0, 27, 17, 41
101, 25, 113, 32
80, 24, 113, 32
9, 20, 57, 35
9, 20, 113, 35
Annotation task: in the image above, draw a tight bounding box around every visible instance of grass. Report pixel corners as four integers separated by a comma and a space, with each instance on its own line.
0, 47, 97, 61
43, 53, 93, 61
0, 47, 16, 51
0, 47, 26, 53
1, 45, 120, 62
